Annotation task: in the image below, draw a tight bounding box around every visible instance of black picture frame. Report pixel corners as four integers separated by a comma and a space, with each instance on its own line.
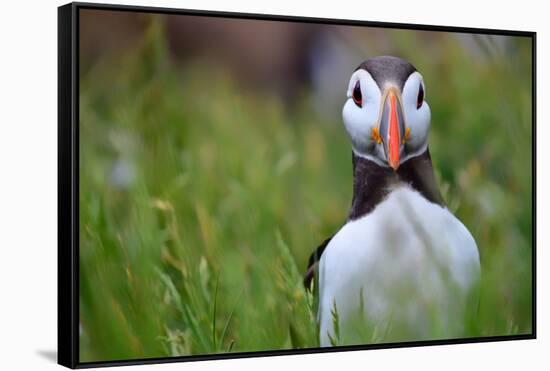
58, 2, 537, 368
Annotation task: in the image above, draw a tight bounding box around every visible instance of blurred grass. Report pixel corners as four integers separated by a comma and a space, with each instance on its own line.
78, 18, 532, 362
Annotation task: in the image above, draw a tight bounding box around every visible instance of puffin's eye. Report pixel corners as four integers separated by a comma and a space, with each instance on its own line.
352, 81, 362, 107
417, 84, 424, 109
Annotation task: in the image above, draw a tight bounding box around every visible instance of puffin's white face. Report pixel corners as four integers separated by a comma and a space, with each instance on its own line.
342, 69, 431, 170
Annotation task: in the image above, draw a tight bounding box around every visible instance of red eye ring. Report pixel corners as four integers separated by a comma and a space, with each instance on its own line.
352, 81, 362, 107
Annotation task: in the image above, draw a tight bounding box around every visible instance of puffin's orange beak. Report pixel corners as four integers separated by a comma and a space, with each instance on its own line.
379, 89, 405, 171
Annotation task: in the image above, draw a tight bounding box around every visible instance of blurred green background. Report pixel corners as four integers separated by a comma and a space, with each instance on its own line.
78, 9, 533, 362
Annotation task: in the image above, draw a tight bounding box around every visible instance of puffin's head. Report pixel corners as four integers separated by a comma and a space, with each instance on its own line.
342, 56, 430, 170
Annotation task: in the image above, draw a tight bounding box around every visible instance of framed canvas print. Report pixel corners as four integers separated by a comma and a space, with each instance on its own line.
58, 2, 536, 368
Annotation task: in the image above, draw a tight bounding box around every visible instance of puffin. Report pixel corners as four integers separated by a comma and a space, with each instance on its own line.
304, 56, 480, 346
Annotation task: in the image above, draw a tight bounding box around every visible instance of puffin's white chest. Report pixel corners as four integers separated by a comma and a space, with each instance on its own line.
318, 185, 480, 346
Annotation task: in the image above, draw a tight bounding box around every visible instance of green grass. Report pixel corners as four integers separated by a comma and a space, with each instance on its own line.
78, 18, 533, 362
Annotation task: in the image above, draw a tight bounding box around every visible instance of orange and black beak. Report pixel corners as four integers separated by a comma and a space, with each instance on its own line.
379, 88, 406, 171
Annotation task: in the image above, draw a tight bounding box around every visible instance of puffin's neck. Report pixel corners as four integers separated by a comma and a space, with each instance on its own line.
348, 149, 445, 221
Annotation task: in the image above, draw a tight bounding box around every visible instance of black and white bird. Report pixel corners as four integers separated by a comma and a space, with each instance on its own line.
304, 56, 480, 346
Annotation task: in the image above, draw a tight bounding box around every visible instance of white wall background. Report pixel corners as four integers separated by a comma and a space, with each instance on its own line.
0, 0, 546, 369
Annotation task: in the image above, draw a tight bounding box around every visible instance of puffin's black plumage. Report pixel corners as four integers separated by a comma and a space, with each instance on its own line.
356, 56, 417, 90
348, 149, 444, 220
303, 236, 332, 290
